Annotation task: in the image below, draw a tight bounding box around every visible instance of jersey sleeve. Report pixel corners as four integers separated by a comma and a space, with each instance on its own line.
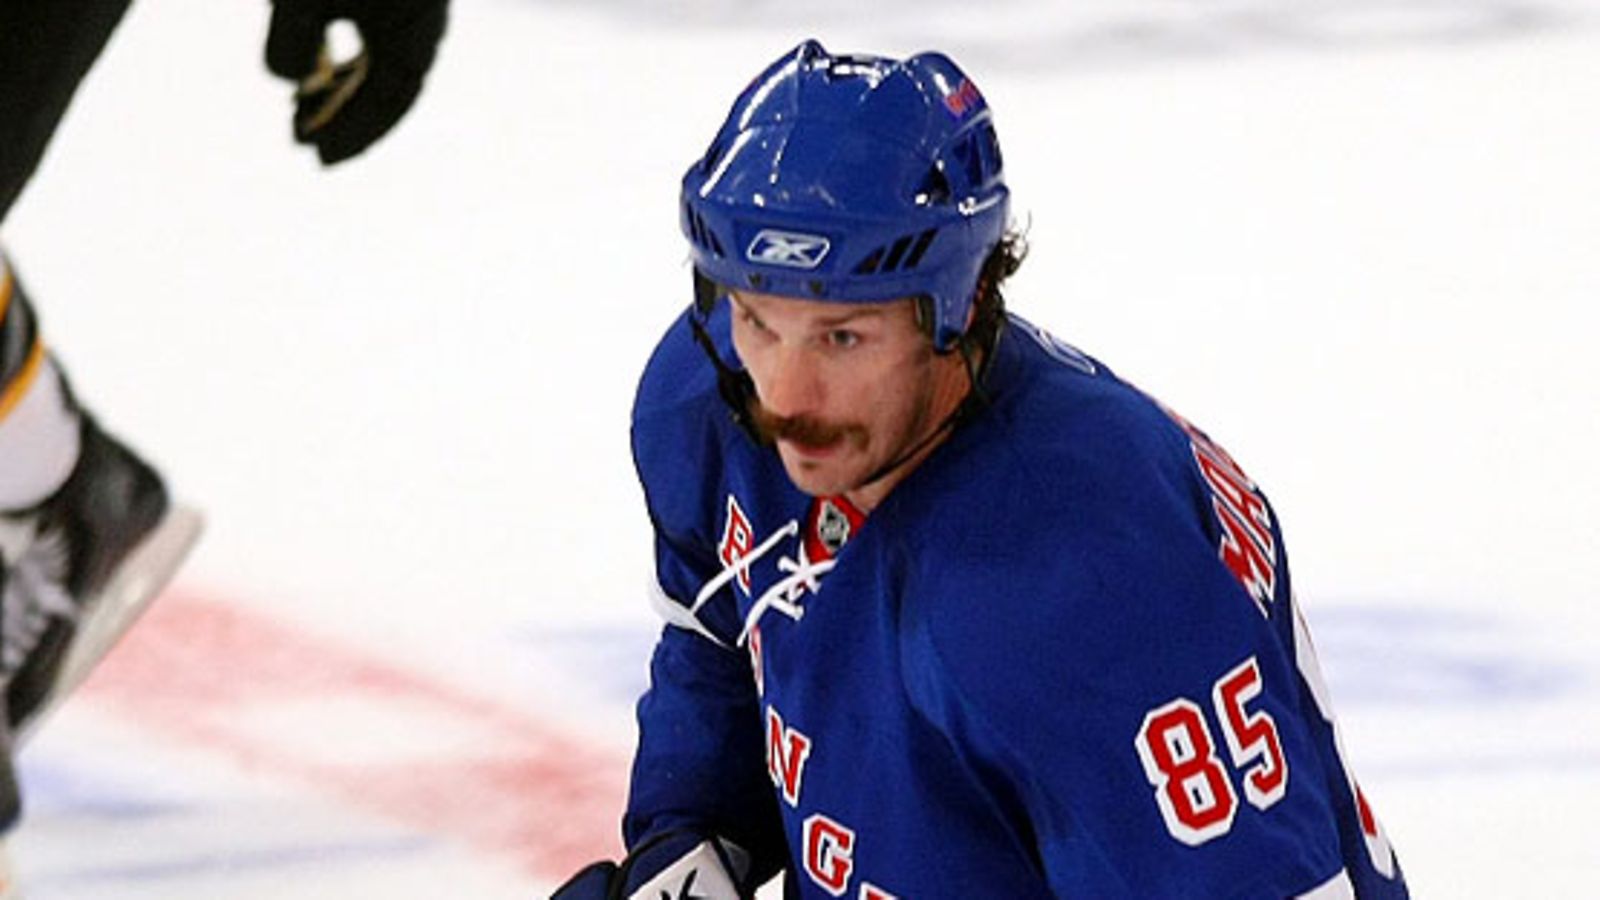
622, 527, 788, 882
625, 638, 786, 872
623, 312, 788, 880
908, 542, 1349, 896
899, 395, 1354, 897
0, 0, 136, 221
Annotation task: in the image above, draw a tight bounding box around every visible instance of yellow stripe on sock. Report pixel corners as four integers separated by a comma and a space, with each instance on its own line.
0, 338, 45, 423
0, 262, 13, 323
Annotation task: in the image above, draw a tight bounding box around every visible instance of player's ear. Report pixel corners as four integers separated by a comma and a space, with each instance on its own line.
914, 296, 937, 341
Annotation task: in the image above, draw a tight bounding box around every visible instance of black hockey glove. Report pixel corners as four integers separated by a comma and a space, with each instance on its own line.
263, 0, 449, 164
550, 829, 756, 900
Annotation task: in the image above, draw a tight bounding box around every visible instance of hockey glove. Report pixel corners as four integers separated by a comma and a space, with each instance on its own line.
550, 828, 756, 900
263, 0, 449, 164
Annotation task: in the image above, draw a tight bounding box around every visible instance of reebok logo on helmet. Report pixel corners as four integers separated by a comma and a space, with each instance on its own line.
747, 230, 831, 269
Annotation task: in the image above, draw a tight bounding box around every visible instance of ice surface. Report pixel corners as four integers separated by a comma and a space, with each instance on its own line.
4, 0, 1597, 895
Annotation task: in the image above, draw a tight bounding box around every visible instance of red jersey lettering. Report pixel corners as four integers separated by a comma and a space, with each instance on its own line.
1162, 403, 1280, 612
1214, 497, 1277, 613
766, 705, 812, 808
803, 814, 856, 896
719, 495, 755, 594
1193, 448, 1274, 557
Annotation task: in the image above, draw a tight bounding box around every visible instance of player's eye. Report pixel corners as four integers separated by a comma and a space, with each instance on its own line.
737, 308, 771, 335
826, 329, 860, 349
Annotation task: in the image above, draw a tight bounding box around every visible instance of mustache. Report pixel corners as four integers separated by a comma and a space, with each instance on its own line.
747, 400, 867, 450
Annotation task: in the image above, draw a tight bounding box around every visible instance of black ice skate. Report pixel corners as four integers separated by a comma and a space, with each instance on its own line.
0, 413, 202, 743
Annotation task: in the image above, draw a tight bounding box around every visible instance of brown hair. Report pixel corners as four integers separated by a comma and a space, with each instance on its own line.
961, 229, 1027, 356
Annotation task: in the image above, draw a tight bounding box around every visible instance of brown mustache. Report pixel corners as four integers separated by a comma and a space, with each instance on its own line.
748, 400, 867, 450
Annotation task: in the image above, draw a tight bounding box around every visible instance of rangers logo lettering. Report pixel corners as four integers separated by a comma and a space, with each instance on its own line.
802, 814, 856, 897
719, 495, 755, 595
747, 230, 831, 269
766, 705, 813, 808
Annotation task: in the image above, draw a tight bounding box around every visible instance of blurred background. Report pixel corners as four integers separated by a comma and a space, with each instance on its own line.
4, 0, 1597, 895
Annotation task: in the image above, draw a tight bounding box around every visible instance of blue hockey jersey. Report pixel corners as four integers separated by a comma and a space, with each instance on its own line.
626, 302, 1407, 899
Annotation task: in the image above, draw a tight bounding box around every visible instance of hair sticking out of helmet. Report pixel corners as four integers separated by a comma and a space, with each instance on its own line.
681, 39, 1011, 352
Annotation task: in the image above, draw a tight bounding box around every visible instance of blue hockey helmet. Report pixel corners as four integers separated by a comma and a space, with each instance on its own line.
682, 40, 1010, 351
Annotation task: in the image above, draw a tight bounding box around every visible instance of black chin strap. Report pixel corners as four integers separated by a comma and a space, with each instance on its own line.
854, 328, 996, 489
688, 302, 761, 442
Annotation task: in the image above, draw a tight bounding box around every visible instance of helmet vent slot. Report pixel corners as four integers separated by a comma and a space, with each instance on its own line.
953, 135, 983, 189
852, 228, 938, 276
903, 228, 937, 269
980, 124, 1003, 180
916, 166, 952, 206
684, 202, 726, 258
950, 124, 1003, 190
853, 247, 884, 275
882, 235, 914, 272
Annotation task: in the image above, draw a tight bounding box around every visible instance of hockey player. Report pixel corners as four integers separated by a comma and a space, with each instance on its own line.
0, 0, 448, 893
554, 41, 1409, 899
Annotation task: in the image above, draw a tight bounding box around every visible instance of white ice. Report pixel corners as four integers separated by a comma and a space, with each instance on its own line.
4, 0, 1597, 896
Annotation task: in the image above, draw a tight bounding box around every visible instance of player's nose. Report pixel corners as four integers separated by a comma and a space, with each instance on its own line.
757, 345, 825, 420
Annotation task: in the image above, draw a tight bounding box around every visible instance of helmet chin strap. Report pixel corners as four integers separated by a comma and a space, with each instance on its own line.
853, 330, 994, 491
688, 283, 762, 442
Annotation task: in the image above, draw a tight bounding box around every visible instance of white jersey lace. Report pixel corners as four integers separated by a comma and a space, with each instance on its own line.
653, 518, 837, 650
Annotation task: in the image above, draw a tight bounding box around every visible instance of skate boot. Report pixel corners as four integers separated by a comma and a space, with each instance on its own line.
0, 836, 16, 900
0, 411, 202, 743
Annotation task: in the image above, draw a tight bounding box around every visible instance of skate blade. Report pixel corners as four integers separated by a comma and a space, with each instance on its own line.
17, 504, 204, 746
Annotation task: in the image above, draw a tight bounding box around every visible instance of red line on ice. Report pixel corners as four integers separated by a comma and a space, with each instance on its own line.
78, 588, 627, 879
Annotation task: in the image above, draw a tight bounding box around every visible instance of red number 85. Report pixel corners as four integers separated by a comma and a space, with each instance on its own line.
1134, 656, 1287, 845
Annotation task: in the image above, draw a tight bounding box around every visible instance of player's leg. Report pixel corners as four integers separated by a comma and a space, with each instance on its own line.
0, 254, 199, 724
0, 0, 135, 221
0, 3, 185, 888
1, 258, 201, 851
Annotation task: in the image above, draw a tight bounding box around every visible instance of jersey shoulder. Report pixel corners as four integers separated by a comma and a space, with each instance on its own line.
891, 324, 1345, 894
633, 307, 722, 450
895, 317, 1272, 696
631, 307, 742, 533
913, 315, 1211, 571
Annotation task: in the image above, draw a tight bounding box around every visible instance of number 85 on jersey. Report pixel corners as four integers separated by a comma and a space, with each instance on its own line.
1134, 656, 1288, 846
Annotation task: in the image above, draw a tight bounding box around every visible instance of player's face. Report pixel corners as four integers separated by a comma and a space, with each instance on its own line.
729, 289, 970, 511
